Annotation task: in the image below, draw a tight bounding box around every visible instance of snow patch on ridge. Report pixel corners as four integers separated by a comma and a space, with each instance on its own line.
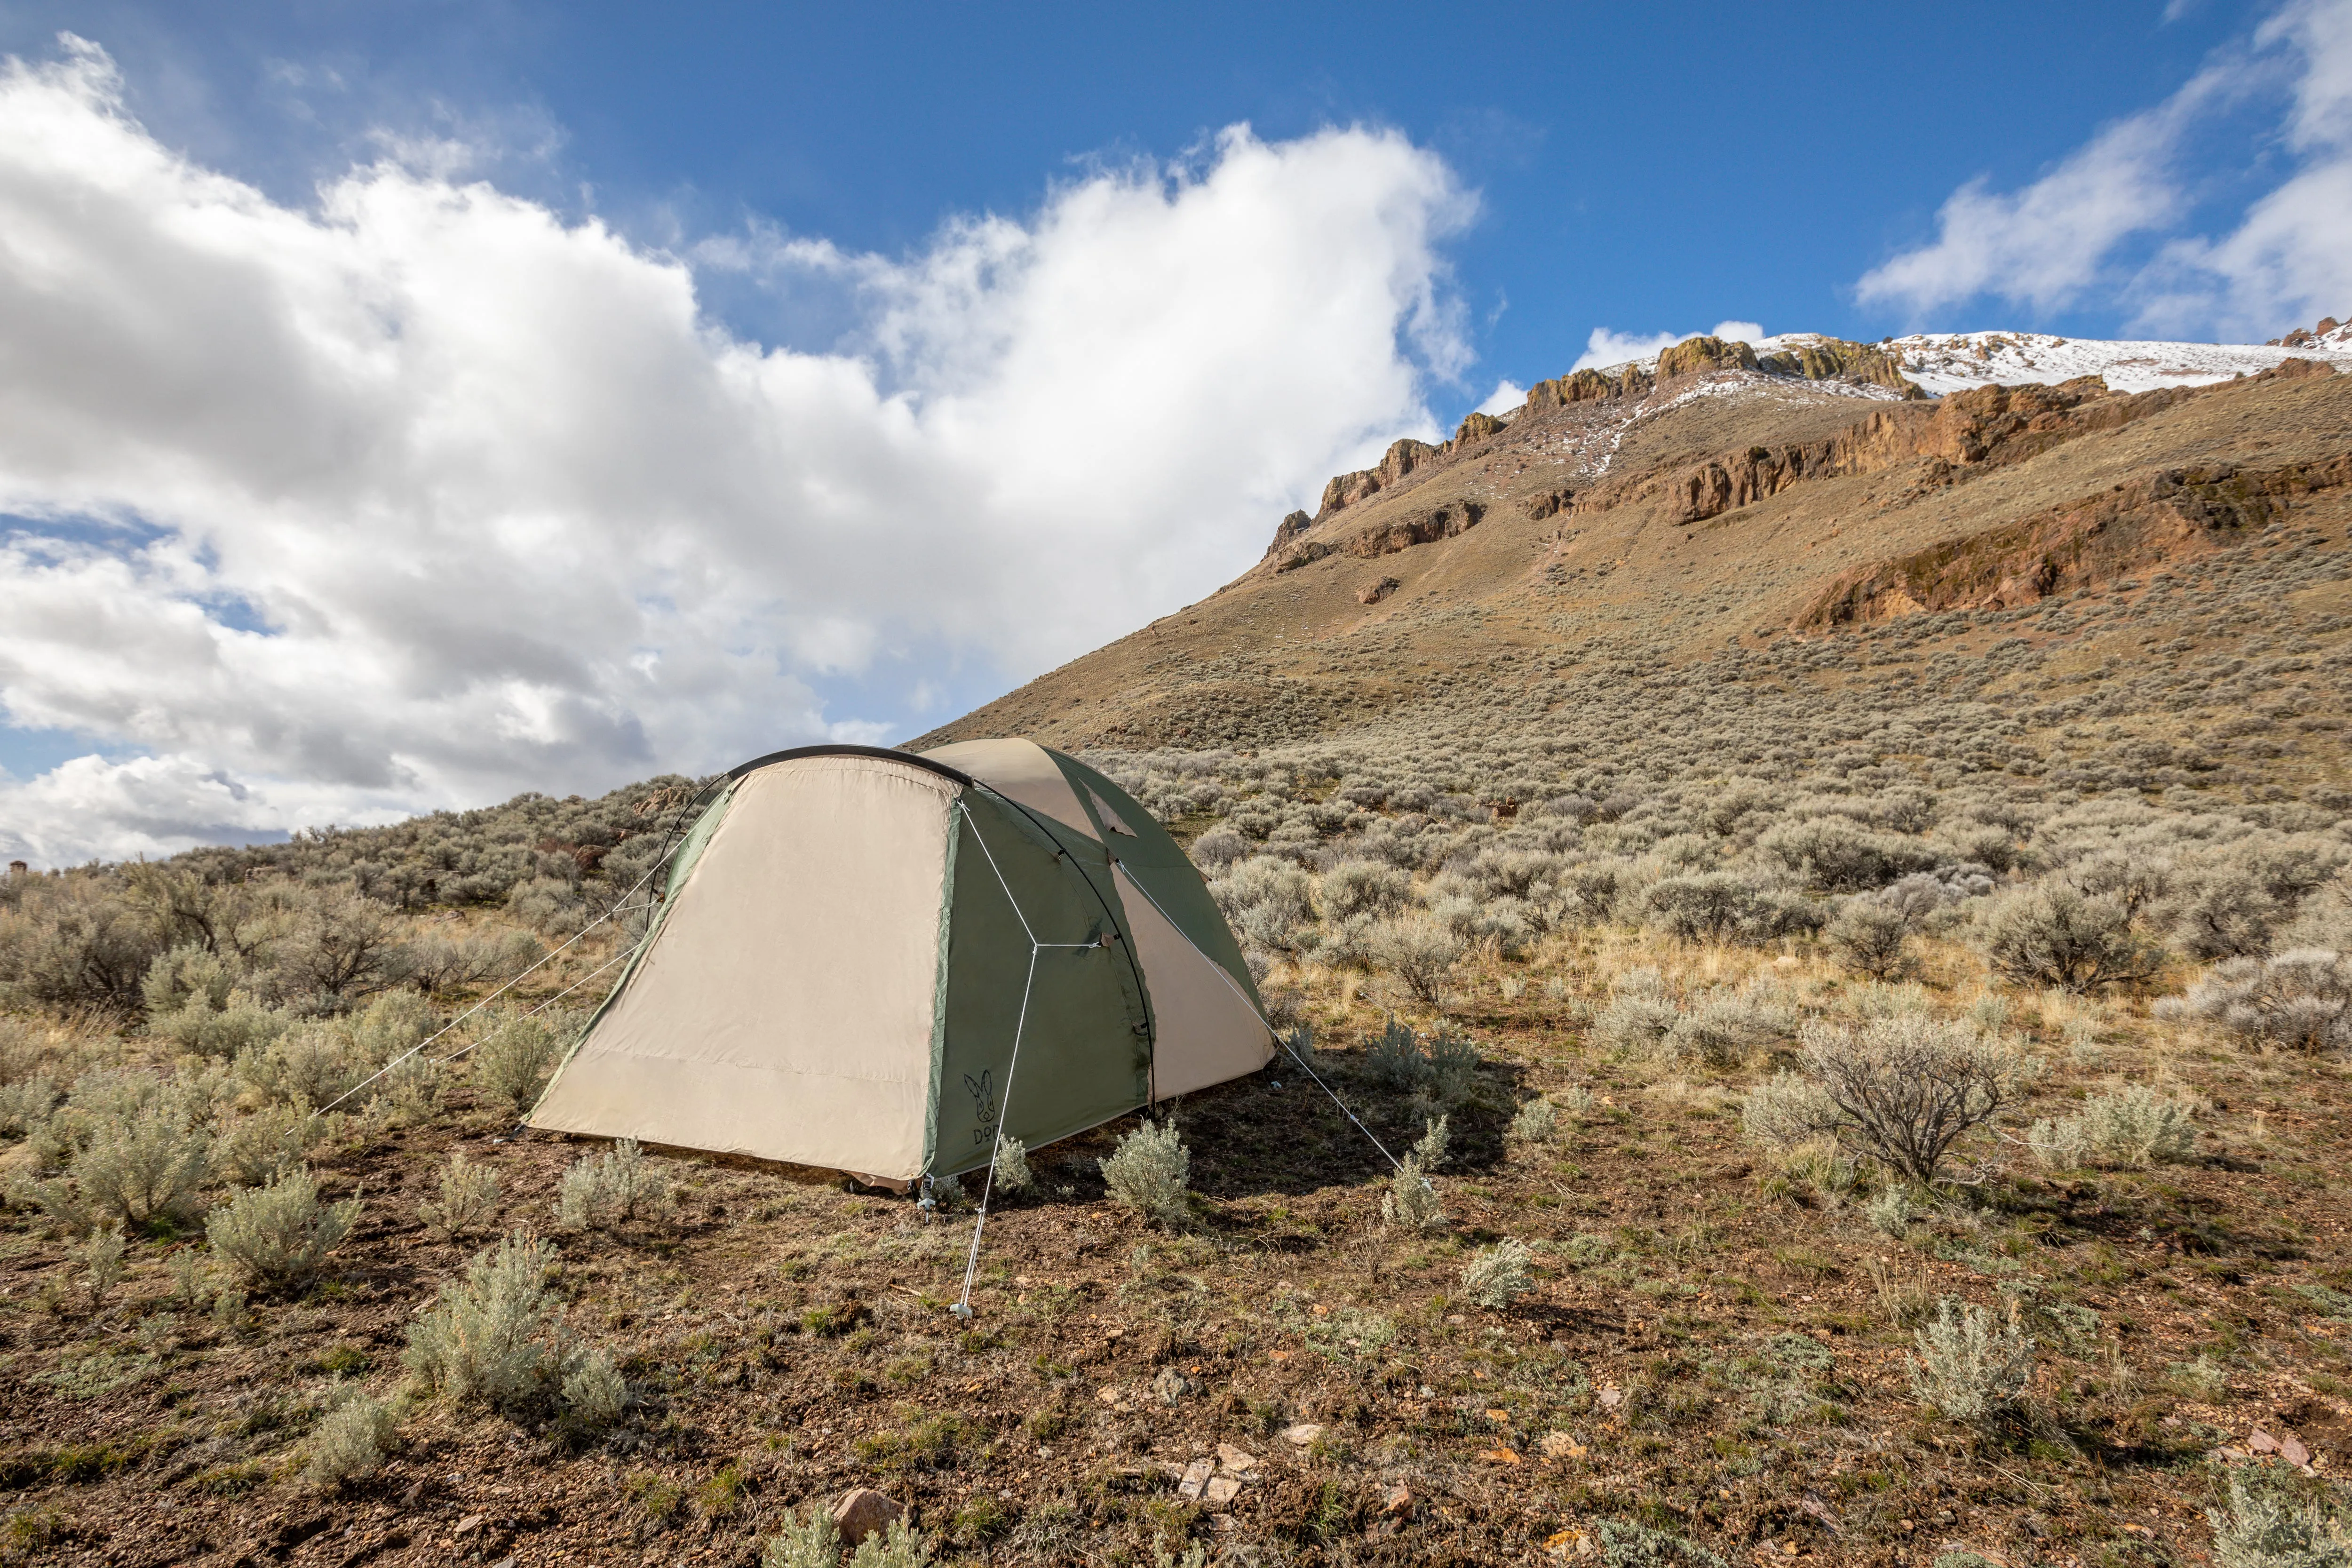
1574, 327, 2350, 398
1883, 330, 2352, 396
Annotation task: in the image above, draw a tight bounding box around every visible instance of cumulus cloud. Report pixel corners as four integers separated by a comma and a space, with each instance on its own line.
0, 37, 1476, 864
1858, 0, 2352, 337
1473, 379, 1525, 415
1570, 319, 1765, 371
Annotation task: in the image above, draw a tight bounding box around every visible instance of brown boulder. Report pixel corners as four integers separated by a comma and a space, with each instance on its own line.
832, 1488, 901, 1545
1357, 576, 1401, 605
1273, 540, 1333, 573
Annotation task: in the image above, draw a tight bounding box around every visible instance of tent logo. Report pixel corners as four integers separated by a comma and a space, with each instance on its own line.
963, 1070, 999, 1145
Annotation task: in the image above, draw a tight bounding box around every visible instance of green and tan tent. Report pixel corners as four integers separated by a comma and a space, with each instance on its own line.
528, 739, 1272, 1184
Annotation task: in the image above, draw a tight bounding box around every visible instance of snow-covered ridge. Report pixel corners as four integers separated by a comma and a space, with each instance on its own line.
1885, 329, 2352, 397
1578, 327, 2350, 398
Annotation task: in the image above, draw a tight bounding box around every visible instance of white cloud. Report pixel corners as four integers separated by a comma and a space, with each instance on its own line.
1858, 0, 2352, 336
1473, 379, 1525, 415
0, 39, 1476, 864
1570, 319, 1766, 372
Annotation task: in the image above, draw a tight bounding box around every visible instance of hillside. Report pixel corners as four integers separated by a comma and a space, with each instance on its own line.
4, 322, 2352, 1568
914, 327, 2352, 773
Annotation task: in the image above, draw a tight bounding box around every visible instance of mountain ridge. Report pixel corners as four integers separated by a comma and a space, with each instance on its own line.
910, 321, 2352, 768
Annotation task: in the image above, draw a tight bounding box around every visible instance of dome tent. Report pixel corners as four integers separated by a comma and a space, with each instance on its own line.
527, 739, 1272, 1184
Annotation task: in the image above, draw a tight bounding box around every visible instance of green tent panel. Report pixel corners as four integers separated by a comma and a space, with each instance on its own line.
528, 739, 1271, 1183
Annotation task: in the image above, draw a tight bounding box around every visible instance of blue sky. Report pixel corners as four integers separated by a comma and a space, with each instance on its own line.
0, 0, 2346, 861
6, 1, 2293, 401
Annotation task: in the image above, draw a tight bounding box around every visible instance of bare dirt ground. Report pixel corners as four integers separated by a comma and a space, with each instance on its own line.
6, 926, 2348, 1568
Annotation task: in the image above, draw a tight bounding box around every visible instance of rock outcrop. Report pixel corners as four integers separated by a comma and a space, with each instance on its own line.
1755, 338, 1924, 398
1526, 365, 1647, 409
1795, 455, 2352, 627
1655, 334, 1759, 381
1264, 509, 1312, 556
2268, 314, 2346, 347
1523, 487, 1574, 521
1357, 575, 1401, 605
1655, 375, 2199, 526
1344, 501, 1483, 558
1318, 438, 1445, 517
1453, 411, 1507, 445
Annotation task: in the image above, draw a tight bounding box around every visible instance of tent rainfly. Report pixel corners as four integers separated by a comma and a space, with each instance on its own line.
527, 739, 1273, 1184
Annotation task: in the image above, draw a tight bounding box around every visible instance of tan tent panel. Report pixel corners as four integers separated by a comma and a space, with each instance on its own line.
530, 738, 1271, 1186
530, 754, 956, 1176
922, 738, 1100, 842
1112, 862, 1276, 1098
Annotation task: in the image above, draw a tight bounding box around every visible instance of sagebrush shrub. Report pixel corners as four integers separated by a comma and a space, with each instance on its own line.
1380, 1152, 1446, 1231
1666, 988, 1794, 1068
763, 1508, 843, 1568
1211, 857, 1318, 952
1555, 862, 1623, 926
302, 1389, 398, 1491
206, 1166, 362, 1289
19, 1068, 216, 1232
402, 1231, 572, 1412
763, 1512, 932, 1568
1792, 1015, 2021, 1184
1740, 1071, 1834, 1148
561, 1345, 629, 1428
1368, 915, 1465, 1006
156, 989, 290, 1063
2024, 1115, 2091, 1170
419, 1149, 502, 1238
472, 1012, 562, 1116
1462, 1237, 1534, 1309
1594, 971, 1680, 1056
72, 1222, 128, 1306
1322, 860, 1413, 922
236, 1025, 371, 1112
1363, 1018, 1479, 1105
350, 989, 432, 1064
1186, 827, 1248, 872
1509, 1097, 1557, 1142
2204, 1474, 2352, 1568
2034, 1086, 2193, 1169
2160, 949, 2351, 1051
1411, 1114, 1450, 1168
142, 941, 238, 1015
216, 1103, 332, 1188
1866, 1187, 1914, 1238
0, 1074, 58, 1139
989, 1133, 1033, 1194
1826, 900, 1912, 980
1593, 1518, 1730, 1568
556, 1138, 669, 1232
1100, 1119, 1190, 1228
1758, 816, 1939, 892
2169, 866, 2282, 961
1644, 872, 1771, 944
1909, 1298, 2033, 1425
1979, 884, 2157, 993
